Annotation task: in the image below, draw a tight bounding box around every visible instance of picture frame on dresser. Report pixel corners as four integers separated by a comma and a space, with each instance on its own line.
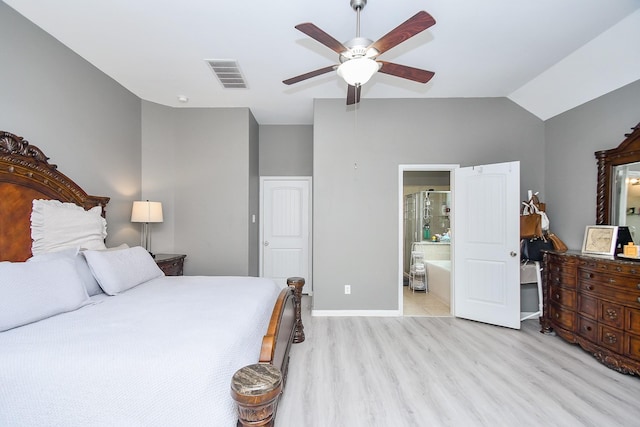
581, 225, 618, 256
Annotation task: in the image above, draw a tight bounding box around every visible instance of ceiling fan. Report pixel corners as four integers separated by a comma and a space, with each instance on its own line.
283, 0, 436, 105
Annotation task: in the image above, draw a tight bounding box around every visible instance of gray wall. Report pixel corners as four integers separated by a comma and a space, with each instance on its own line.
313, 98, 545, 310
248, 112, 259, 276
140, 101, 177, 252
0, 2, 142, 247
545, 79, 640, 250
259, 125, 313, 176
141, 104, 258, 276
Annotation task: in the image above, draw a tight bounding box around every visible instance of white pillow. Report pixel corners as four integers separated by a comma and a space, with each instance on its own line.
0, 258, 90, 332
31, 199, 107, 256
27, 245, 131, 297
28, 247, 102, 296
83, 246, 164, 295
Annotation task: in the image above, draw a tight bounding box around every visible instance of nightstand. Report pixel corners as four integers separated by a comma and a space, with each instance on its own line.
154, 254, 186, 276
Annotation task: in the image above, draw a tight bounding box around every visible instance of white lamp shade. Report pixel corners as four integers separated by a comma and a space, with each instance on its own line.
131, 201, 163, 223
337, 57, 379, 86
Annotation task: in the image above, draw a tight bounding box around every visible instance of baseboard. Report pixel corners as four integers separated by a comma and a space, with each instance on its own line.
312, 310, 401, 317
520, 311, 541, 321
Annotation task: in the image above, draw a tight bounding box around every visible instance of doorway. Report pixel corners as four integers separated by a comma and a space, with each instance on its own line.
399, 164, 458, 317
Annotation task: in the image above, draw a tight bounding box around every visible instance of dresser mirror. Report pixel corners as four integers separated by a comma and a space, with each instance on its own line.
595, 122, 640, 226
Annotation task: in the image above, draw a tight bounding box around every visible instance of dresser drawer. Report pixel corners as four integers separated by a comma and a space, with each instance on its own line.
577, 315, 598, 342
627, 307, 640, 334
579, 258, 640, 276
624, 332, 640, 359
547, 269, 577, 289
549, 285, 576, 309
547, 255, 577, 272
549, 302, 576, 331
578, 279, 640, 306
598, 324, 623, 353
598, 300, 624, 329
577, 293, 597, 319
578, 268, 639, 292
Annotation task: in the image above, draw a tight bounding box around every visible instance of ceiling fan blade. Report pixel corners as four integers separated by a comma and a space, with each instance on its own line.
295, 23, 348, 54
346, 85, 361, 105
283, 65, 336, 85
369, 11, 436, 56
378, 61, 434, 84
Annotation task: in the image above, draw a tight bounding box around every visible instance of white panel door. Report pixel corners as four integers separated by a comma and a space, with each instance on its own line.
261, 178, 311, 291
453, 162, 520, 329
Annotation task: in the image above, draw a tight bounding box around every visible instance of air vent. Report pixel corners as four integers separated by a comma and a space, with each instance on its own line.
206, 59, 247, 89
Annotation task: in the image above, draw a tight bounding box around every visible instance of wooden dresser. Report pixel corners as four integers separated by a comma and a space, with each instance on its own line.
542, 250, 640, 375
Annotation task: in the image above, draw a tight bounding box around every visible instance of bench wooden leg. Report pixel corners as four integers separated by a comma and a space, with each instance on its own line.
231, 364, 282, 427
286, 277, 305, 343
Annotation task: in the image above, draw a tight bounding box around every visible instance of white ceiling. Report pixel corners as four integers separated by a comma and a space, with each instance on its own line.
4, 0, 640, 124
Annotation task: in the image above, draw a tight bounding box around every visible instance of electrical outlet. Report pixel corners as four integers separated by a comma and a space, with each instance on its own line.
344, 285, 351, 295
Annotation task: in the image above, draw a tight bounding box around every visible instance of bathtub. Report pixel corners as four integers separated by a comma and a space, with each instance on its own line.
426, 260, 451, 305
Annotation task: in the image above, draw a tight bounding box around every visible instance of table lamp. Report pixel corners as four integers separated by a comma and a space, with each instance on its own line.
131, 200, 163, 256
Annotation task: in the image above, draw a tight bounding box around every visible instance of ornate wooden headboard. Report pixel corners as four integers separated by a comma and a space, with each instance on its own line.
0, 131, 109, 262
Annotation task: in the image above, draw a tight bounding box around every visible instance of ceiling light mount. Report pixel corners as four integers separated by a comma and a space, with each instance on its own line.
350, 0, 367, 11
339, 37, 376, 61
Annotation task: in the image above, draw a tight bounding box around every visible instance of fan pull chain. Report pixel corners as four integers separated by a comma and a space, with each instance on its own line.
353, 97, 359, 171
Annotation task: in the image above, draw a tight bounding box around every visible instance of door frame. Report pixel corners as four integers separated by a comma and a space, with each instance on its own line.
398, 164, 459, 315
260, 176, 313, 294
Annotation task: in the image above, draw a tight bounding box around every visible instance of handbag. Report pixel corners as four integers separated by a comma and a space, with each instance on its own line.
521, 237, 554, 261
521, 196, 549, 236
529, 194, 546, 213
548, 232, 568, 252
522, 198, 549, 232
520, 214, 542, 239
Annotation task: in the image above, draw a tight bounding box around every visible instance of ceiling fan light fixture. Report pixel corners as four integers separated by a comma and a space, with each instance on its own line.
337, 57, 379, 86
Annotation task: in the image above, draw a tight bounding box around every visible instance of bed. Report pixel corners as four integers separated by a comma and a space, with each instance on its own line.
0, 130, 304, 427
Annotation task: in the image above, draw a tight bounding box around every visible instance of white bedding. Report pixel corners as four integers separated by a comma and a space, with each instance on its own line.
0, 275, 284, 427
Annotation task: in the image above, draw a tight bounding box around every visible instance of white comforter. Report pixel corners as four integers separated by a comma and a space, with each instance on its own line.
0, 276, 284, 427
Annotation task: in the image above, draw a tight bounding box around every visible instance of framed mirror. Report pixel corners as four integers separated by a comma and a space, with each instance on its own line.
595, 122, 640, 225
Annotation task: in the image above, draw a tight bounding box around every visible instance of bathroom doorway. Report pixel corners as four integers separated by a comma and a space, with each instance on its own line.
399, 164, 458, 317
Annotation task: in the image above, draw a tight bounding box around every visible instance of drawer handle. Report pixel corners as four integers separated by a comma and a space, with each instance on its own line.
604, 333, 617, 344
637, 283, 640, 290
584, 325, 592, 332
606, 309, 618, 320
555, 313, 560, 319
616, 267, 622, 272
608, 278, 616, 284
554, 293, 560, 300
584, 273, 594, 279
584, 285, 594, 291
632, 269, 638, 274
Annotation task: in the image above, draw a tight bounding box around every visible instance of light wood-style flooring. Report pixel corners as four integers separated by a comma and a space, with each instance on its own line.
403, 286, 450, 317
276, 296, 640, 427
